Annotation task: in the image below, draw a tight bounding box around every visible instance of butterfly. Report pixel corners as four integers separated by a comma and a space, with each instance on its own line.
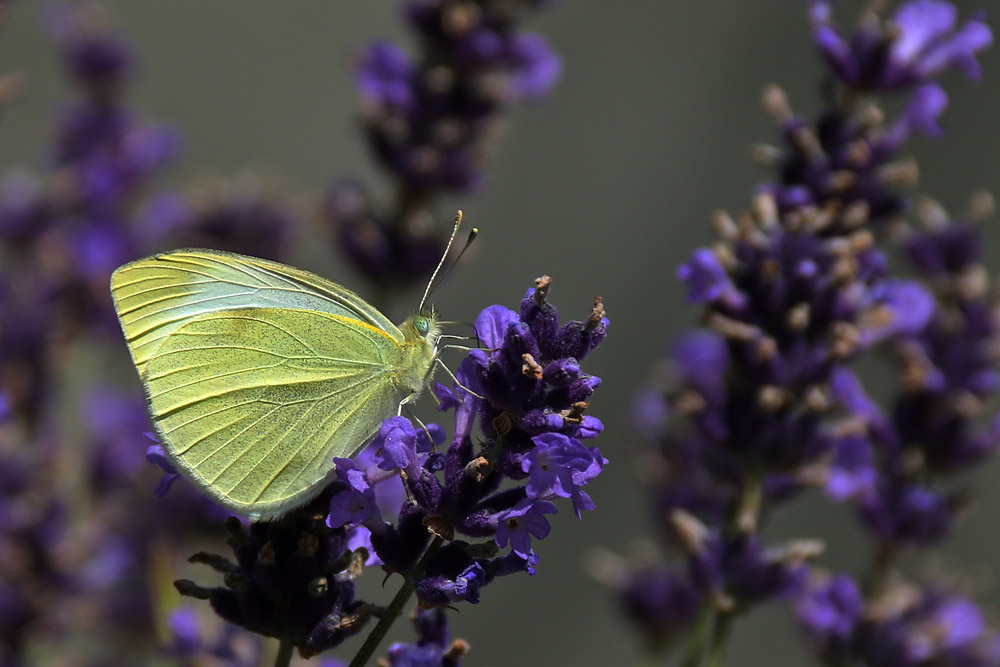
111, 214, 473, 520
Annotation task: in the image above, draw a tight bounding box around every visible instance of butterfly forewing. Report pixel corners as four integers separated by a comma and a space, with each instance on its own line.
111, 248, 401, 377
144, 307, 407, 518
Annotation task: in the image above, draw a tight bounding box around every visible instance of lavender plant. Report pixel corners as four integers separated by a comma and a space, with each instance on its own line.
322, 0, 562, 290
0, 5, 187, 661
596, 1, 1000, 665
0, 3, 313, 663
173, 282, 609, 664
144, 1, 605, 664
0, 0, 609, 665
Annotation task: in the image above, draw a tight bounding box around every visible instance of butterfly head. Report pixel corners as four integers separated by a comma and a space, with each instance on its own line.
397, 308, 441, 394
405, 306, 441, 348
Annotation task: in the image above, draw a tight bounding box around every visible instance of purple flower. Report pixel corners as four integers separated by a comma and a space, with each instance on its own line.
146, 174, 295, 262
384, 608, 467, 667
522, 432, 606, 518
688, 531, 809, 608
677, 248, 743, 309
494, 499, 557, 558
358, 2, 568, 190
474, 304, 521, 349
374, 416, 424, 478
858, 280, 935, 346
332, 0, 565, 286
180, 513, 370, 658
858, 479, 955, 546
45, 2, 134, 93
355, 42, 417, 112
82, 387, 153, 481
825, 434, 877, 501
321, 179, 445, 288
165, 606, 264, 665
328, 483, 378, 530
810, 0, 993, 91
145, 439, 181, 498
426, 563, 485, 605
890, 1, 992, 83
327, 458, 383, 530
507, 33, 562, 100
623, 2, 1000, 664
673, 329, 730, 407
616, 565, 702, 648
888, 83, 949, 143
905, 219, 982, 276
466, 286, 608, 459
167, 607, 201, 654
795, 574, 864, 662
861, 588, 1000, 666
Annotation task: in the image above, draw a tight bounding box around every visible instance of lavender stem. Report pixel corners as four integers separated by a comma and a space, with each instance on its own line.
705, 611, 733, 667
274, 637, 294, 667
348, 536, 444, 667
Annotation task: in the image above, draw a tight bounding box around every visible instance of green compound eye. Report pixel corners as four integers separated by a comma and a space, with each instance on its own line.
414, 316, 430, 336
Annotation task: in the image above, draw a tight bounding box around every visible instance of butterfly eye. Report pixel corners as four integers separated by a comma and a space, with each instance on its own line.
414, 316, 430, 336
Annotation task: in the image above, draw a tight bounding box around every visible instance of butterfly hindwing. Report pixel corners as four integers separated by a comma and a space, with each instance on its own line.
144, 306, 407, 519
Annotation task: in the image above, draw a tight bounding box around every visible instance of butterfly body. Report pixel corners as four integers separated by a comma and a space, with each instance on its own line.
111, 248, 440, 520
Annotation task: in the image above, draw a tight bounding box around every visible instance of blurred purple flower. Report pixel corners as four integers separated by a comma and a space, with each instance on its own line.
507, 33, 562, 100
330, 0, 565, 286
810, 0, 992, 90
385, 608, 468, 667
620, 2, 1000, 662
677, 248, 745, 309
795, 574, 864, 663
356, 42, 417, 112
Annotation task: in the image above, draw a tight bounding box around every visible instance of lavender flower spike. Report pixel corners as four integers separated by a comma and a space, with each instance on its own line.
810, 0, 993, 90
615, 1, 1000, 664
178, 279, 608, 662
325, 0, 566, 287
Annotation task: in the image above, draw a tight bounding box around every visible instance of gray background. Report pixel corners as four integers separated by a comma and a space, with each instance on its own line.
2, 1, 1000, 665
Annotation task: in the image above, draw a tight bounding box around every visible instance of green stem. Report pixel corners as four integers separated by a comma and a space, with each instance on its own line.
679, 602, 714, 667
693, 468, 758, 667
705, 612, 733, 667
274, 636, 294, 667
864, 541, 897, 597
348, 536, 444, 667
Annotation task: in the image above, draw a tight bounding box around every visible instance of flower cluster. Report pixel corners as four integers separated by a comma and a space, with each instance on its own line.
175, 511, 373, 658
178, 280, 609, 660
164, 606, 264, 667
0, 4, 178, 423
0, 6, 182, 661
604, 1, 999, 662
0, 5, 307, 662
138, 172, 300, 262
383, 608, 469, 667
323, 0, 563, 287
797, 574, 1000, 666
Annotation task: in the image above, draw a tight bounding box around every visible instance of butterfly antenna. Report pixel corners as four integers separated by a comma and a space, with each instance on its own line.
419, 210, 479, 312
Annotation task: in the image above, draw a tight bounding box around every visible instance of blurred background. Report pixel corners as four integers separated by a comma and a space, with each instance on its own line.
1, 1, 999, 665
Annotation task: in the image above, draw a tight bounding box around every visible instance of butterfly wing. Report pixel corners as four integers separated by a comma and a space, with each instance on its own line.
143, 306, 408, 519
110, 249, 412, 519
110, 248, 401, 378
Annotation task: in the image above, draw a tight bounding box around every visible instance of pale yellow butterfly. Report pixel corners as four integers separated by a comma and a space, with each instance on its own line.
111, 213, 473, 520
